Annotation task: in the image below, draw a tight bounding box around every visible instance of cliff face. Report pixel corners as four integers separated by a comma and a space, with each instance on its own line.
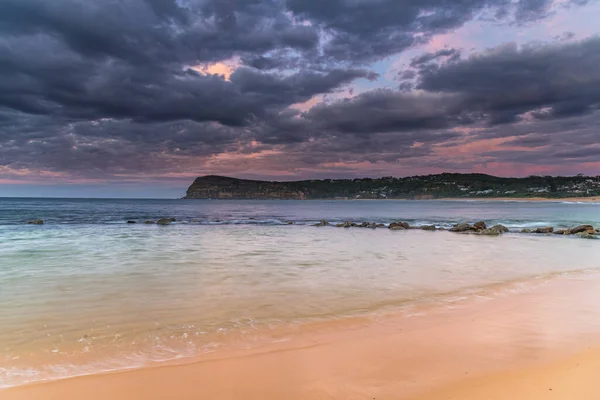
184, 174, 600, 200
184, 176, 307, 200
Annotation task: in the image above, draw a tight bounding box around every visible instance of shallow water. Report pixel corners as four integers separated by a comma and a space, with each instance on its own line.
1, 199, 599, 387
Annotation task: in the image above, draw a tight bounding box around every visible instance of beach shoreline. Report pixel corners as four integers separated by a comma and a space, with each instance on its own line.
345, 196, 600, 202
4, 271, 600, 400
437, 196, 600, 202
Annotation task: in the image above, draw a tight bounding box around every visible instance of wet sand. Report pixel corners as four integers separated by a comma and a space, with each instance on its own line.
4, 272, 600, 400
412, 348, 600, 400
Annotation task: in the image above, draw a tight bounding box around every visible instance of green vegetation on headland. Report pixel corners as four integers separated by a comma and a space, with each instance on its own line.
184, 174, 600, 200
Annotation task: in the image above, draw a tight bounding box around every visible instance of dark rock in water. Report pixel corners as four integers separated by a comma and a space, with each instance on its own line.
521, 228, 533, 233
27, 220, 44, 225
421, 225, 437, 231
157, 218, 176, 225
553, 229, 567, 235
314, 220, 329, 227
127, 220, 137, 224
336, 221, 355, 228
286, 221, 294, 225
478, 225, 509, 235
473, 221, 487, 230
358, 222, 370, 228
576, 232, 598, 239
534, 226, 554, 234
367, 222, 379, 229
388, 222, 407, 230
389, 222, 409, 230
569, 225, 594, 234
449, 223, 474, 232
490, 224, 509, 233
377, 223, 386, 228
144, 220, 155, 224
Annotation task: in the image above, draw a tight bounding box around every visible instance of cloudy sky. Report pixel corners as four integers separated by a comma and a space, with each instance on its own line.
1, 0, 600, 197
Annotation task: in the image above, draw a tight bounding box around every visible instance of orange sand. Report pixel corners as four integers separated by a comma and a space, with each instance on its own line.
4, 275, 600, 400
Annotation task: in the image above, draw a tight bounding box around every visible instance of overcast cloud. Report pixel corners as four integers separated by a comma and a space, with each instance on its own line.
1, 0, 600, 196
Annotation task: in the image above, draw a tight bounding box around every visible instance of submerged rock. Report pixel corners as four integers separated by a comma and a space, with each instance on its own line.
27, 220, 44, 225
144, 220, 155, 224
449, 223, 474, 232
569, 225, 595, 235
473, 221, 487, 230
534, 226, 554, 234
314, 220, 329, 227
157, 217, 176, 225
127, 220, 137, 224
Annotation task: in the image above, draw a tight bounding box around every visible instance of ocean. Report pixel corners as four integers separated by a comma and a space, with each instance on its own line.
1, 198, 599, 388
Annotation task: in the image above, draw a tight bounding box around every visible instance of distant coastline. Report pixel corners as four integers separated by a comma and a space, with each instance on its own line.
184, 174, 600, 200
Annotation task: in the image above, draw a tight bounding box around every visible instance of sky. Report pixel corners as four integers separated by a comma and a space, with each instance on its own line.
1, 0, 600, 198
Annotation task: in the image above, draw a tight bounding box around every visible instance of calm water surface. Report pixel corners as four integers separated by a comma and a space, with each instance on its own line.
1, 199, 599, 387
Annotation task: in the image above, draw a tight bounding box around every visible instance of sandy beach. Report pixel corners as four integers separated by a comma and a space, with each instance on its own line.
438, 196, 600, 202
4, 271, 600, 400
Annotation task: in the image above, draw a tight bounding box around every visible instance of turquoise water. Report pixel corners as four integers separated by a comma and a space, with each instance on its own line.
1, 199, 599, 387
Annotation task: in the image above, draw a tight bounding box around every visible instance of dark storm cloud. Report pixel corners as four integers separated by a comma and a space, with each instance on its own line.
286, 0, 582, 62
302, 90, 465, 135
0, 0, 598, 179
418, 38, 600, 126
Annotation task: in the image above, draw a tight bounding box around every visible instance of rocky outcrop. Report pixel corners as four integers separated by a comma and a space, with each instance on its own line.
27, 220, 44, 225
476, 224, 509, 235
449, 223, 475, 232
185, 176, 307, 200
447, 222, 508, 235
336, 221, 356, 228
127, 220, 137, 224
568, 225, 595, 234
389, 222, 410, 230
534, 226, 554, 234
420, 225, 437, 231
314, 220, 329, 227
490, 224, 509, 233
157, 218, 176, 225
473, 221, 487, 230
